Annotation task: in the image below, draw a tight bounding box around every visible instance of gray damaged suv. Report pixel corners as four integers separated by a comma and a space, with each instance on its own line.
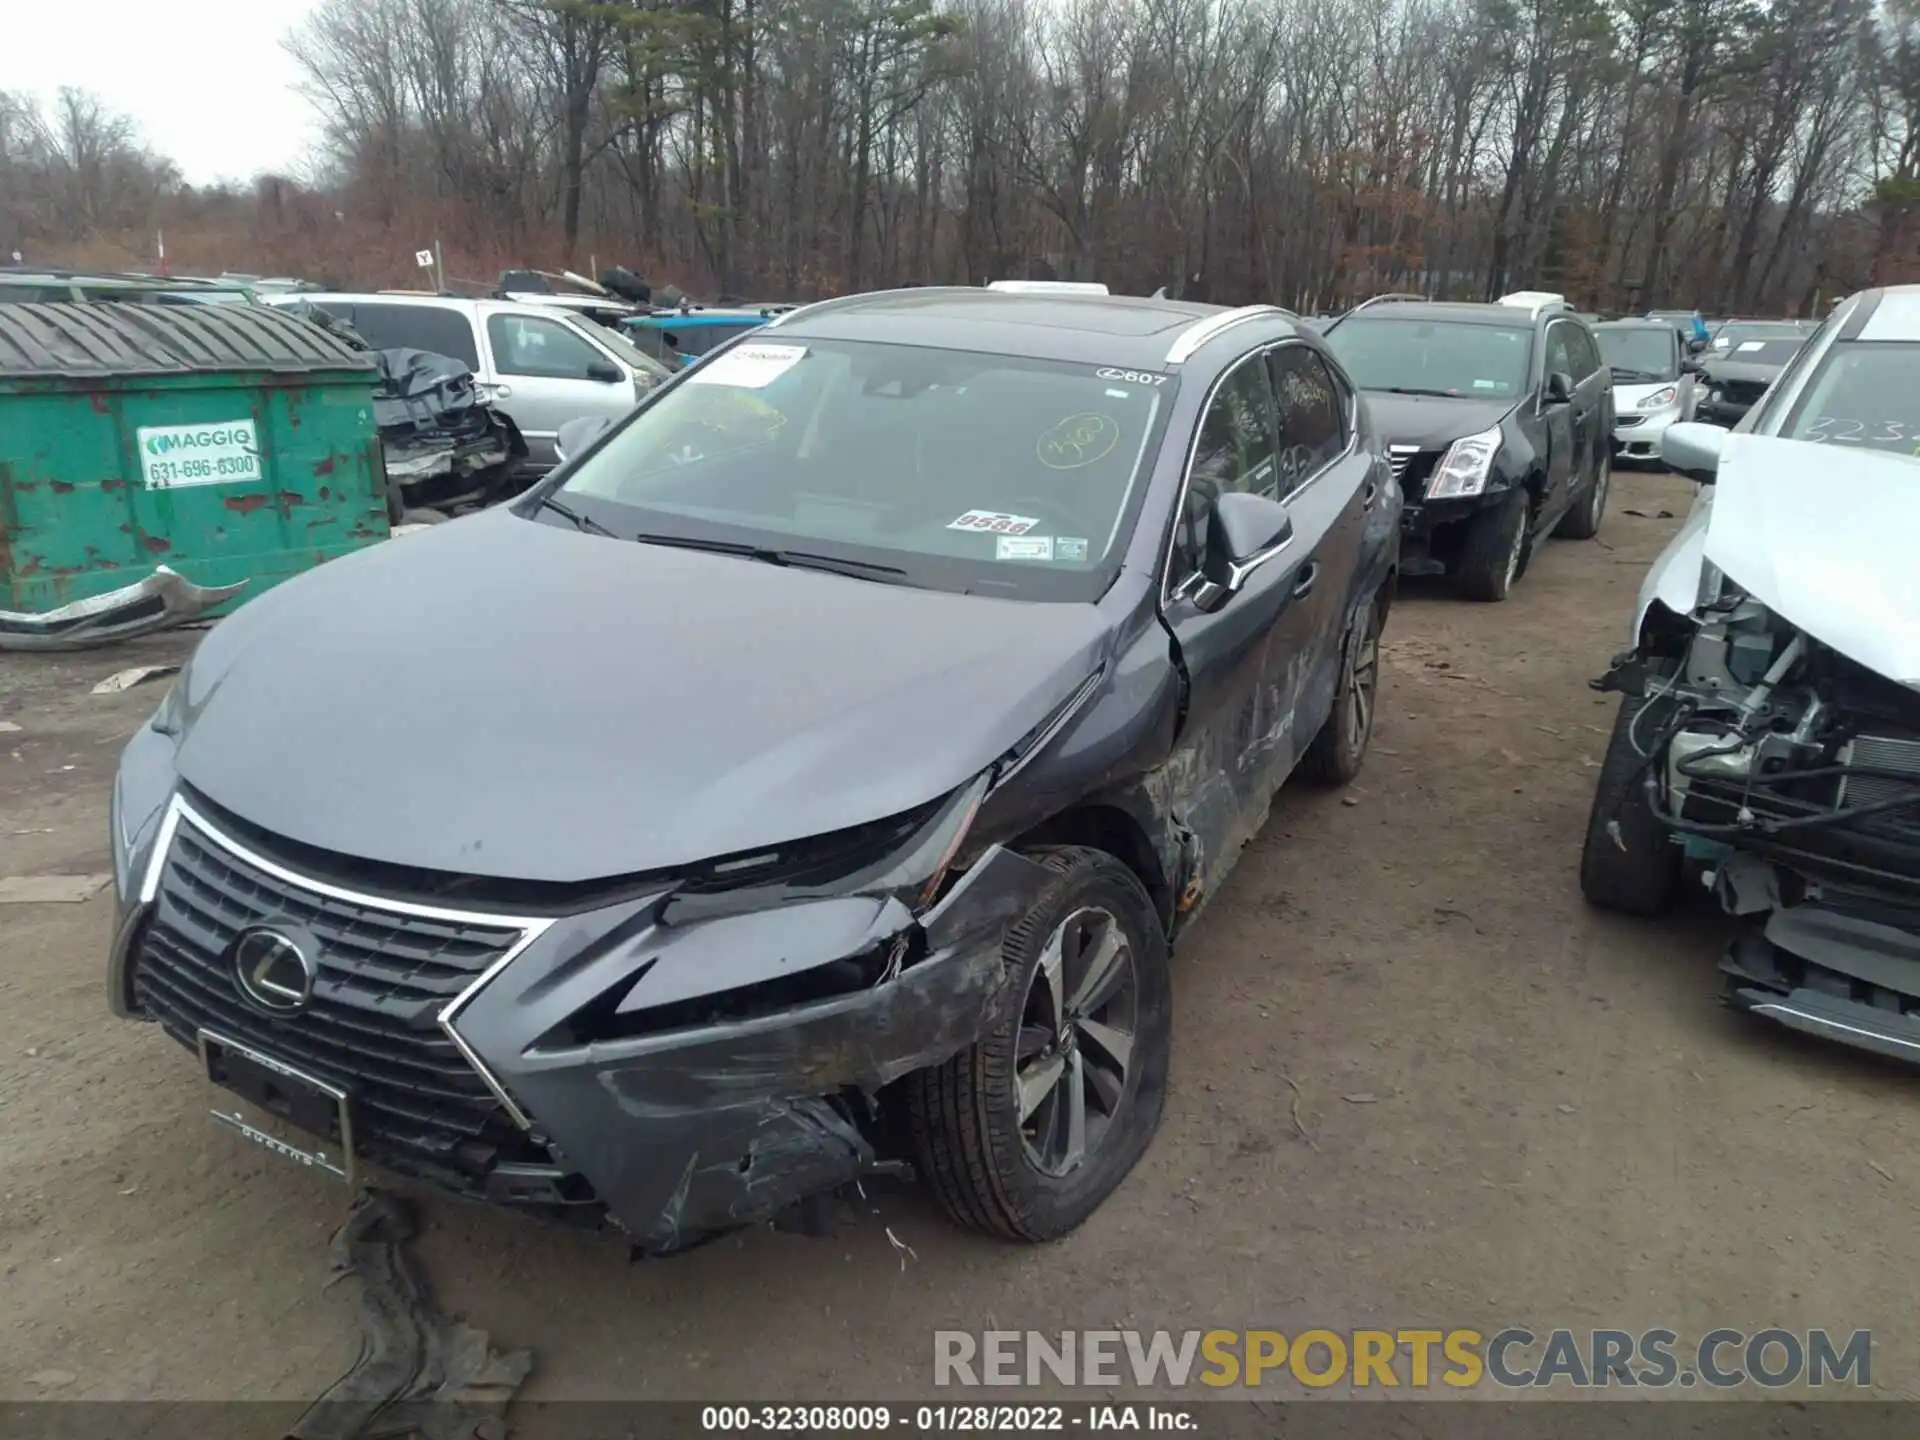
109, 286, 1400, 1251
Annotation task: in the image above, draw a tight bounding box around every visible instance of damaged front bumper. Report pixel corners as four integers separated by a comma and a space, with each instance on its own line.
1722, 904, 1920, 1064
112, 792, 1054, 1252
0, 565, 247, 652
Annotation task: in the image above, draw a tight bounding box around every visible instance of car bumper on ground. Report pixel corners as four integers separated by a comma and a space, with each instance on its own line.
1611, 405, 1684, 461
110, 790, 1053, 1252
1397, 486, 1513, 577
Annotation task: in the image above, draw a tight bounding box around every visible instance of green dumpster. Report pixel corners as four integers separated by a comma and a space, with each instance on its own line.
0, 301, 390, 622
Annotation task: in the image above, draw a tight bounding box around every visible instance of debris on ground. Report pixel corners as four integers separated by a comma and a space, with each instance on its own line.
1622, 508, 1677, 519
289, 1189, 533, 1440
91, 664, 180, 695
1343, 1093, 1380, 1104
0, 874, 113, 904
0, 566, 246, 652
0, 721, 20, 733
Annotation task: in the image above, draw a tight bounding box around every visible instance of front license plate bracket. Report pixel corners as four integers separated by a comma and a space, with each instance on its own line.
196, 1029, 356, 1186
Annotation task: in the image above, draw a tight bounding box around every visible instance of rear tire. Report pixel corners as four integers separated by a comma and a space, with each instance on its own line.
907, 847, 1171, 1243
1579, 671, 1684, 915
1555, 451, 1610, 540
1301, 592, 1385, 785
1455, 489, 1529, 602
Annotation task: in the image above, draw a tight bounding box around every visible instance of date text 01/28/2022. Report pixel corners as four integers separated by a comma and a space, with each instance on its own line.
701, 1405, 1197, 1432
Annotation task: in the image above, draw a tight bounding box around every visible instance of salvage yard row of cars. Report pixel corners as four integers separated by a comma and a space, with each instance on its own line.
12, 265, 1903, 1252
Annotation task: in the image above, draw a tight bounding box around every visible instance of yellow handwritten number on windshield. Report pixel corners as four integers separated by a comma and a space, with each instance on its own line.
1038, 413, 1121, 470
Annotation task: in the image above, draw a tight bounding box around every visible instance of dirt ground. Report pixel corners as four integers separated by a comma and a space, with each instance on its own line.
3, 466, 1916, 1405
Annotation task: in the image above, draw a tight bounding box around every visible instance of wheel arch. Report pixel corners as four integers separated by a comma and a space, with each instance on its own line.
1011, 803, 1175, 936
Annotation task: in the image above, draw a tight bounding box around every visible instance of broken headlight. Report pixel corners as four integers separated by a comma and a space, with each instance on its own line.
1426, 426, 1502, 499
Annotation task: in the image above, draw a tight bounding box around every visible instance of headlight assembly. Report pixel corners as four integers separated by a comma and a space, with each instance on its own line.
1426, 426, 1502, 499
1638, 386, 1678, 410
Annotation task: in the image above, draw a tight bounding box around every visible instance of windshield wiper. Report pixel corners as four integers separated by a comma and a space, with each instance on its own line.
533, 493, 616, 537
1380, 385, 1465, 398
1610, 367, 1661, 381
632, 532, 908, 583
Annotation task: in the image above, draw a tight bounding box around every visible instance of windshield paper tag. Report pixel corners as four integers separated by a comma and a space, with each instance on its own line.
1736, 340, 1767, 352
687, 343, 807, 388
996, 535, 1055, 561
949, 509, 1040, 535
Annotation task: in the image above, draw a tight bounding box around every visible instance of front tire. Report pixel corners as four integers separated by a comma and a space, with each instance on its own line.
1455, 489, 1529, 602
1579, 672, 1684, 915
907, 847, 1171, 1242
1555, 451, 1610, 540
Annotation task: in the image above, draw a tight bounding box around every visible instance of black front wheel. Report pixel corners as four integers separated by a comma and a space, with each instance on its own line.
1579, 672, 1684, 915
907, 847, 1171, 1242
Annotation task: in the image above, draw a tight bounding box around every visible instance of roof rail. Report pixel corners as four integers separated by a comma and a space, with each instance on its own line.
1323, 292, 1428, 332
1164, 305, 1286, 364
986, 279, 1110, 295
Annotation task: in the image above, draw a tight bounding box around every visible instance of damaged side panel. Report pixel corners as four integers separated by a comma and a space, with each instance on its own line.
455, 843, 1056, 1252
0, 564, 246, 651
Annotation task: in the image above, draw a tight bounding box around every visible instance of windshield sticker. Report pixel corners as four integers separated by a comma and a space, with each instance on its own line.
1472, 379, 1500, 390
949, 508, 1041, 535
996, 535, 1055, 561
1095, 367, 1169, 386
1037, 413, 1122, 469
1055, 536, 1089, 562
685, 343, 807, 388
1736, 340, 1767, 353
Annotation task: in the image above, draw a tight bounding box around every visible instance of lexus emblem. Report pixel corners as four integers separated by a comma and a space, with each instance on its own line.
230, 926, 318, 1014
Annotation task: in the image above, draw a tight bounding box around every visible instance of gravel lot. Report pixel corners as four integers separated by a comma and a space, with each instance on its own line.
2, 467, 1914, 1406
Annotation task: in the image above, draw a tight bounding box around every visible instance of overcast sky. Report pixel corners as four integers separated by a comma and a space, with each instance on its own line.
2, 0, 321, 186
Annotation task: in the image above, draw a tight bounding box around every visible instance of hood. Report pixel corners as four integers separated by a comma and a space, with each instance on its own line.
1706, 435, 1920, 688
175, 511, 1111, 882
1360, 393, 1514, 451
1699, 358, 1786, 386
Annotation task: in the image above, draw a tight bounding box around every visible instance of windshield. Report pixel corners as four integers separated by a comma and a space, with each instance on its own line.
1712, 322, 1804, 350
554, 336, 1172, 599
1327, 318, 1532, 399
1595, 327, 1677, 381
1710, 338, 1802, 369
563, 313, 672, 379
1779, 342, 1920, 458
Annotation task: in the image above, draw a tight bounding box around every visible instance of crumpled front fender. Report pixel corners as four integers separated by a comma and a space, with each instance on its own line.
455, 844, 1057, 1252
0, 565, 247, 652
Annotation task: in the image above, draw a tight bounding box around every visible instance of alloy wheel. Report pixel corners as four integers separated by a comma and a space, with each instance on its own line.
1015, 906, 1139, 1177
1503, 512, 1526, 589
1589, 455, 1611, 527
1342, 612, 1380, 756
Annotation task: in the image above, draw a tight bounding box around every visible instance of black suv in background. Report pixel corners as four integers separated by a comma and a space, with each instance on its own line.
1324, 294, 1614, 601
1693, 333, 1806, 429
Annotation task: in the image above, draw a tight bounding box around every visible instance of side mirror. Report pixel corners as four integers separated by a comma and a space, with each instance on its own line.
1687, 337, 1709, 355
1191, 491, 1295, 613
554, 414, 614, 463
1662, 420, 1727, 484
1680, 357, 1703, 375
1545, 371, 1575, 404
586, 360, 623, 383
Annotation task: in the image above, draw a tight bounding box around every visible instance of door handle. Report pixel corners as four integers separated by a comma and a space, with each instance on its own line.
490, 383, 513, 400
1292, 563, 1319, 599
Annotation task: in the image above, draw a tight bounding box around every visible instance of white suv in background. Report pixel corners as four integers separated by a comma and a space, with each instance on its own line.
266, 293, 670, 468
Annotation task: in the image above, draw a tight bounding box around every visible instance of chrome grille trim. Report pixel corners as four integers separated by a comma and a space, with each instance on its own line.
1387, 444, 1419, 483
136, 793, 554, 1131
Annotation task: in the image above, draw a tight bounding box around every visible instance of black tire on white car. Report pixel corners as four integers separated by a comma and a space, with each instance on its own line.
907, 847, 1171, 1243
1578, 669, 1684, 915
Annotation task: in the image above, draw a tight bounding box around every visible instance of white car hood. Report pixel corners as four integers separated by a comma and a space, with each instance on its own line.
1706, 434, 1920, 688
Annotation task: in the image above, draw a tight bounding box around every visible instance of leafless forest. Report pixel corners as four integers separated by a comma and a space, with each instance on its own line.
7, 0, 1920, 311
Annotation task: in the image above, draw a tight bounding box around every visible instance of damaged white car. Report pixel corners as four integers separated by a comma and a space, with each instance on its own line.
1580, 284, 1920, 1062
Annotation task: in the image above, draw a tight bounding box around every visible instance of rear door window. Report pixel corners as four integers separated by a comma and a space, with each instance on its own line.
347, 304, 480, 370
487, 313, 610, 380
1267, 345, 1347, 494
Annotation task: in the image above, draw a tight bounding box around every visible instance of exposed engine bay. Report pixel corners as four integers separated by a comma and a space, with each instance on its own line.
1599, 585, 1920, 1061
